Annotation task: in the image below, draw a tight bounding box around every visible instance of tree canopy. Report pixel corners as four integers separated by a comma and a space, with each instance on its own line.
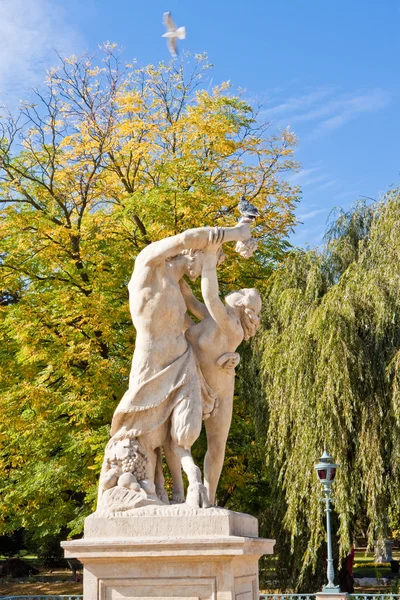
0, 47, 299, 542
246, 190, 400, 587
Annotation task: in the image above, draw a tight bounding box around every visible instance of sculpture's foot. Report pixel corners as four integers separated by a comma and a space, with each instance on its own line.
139, 479, 161, 503
185, 482, 211, 509
171, 488, 185, 504
140, 479, 156, 495
156, 486, 170, 505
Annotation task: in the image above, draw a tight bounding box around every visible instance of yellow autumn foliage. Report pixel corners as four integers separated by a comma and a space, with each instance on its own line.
0, 46, 299, 537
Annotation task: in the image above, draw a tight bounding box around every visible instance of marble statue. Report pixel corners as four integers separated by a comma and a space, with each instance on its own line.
97, 219, 260, 514
176, 239, 261, 504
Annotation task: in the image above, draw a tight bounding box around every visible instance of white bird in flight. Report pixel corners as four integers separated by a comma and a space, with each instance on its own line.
162, 12, 186, 58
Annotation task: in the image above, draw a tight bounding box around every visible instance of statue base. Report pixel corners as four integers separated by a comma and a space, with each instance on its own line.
62, 505, 274, 600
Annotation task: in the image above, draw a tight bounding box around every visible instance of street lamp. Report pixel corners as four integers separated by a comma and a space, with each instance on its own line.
315, 450, 340, 594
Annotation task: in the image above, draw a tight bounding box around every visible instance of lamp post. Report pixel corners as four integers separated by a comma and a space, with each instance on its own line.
315, 450, 340, 594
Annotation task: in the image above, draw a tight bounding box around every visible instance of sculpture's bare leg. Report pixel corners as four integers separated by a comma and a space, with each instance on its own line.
154, 447, 169, 504
169, 387, 209, 507
171, 443, 210, 509
163, 439, 185, 504
204, 399, 233, 505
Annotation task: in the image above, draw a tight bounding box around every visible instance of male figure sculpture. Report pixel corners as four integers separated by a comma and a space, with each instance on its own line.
98, 222, 252, 511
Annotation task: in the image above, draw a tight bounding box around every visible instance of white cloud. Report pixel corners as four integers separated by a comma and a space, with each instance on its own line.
288, 166, 337, 190
297, 208, 327, 221
301, 174, 328, 187
261, 86, 391, 138
314, 179, 337, 191
261, 88, 333, 119
312, 89, 390, 135
0, 0, 83, 105
289, 167, 320, 183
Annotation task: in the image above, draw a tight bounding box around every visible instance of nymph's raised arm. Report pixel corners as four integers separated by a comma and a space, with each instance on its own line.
201, 250, 231, 331
137, 221, 252, 267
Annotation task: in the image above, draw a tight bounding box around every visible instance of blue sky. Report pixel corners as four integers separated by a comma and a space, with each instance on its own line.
1, 0, 399, 246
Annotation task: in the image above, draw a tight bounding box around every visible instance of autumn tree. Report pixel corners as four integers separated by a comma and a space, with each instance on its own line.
245, 190, 400, 588
0, 46, 299, 542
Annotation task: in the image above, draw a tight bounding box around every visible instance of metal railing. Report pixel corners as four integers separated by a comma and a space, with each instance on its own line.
260, 592, 400, 600
350, 596, 400, 600
260, 594, 315, 600
0, 592, 400, 600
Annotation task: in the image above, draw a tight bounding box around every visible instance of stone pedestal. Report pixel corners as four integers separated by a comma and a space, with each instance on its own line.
62, 505, 274, 600
374, 539, 394, 562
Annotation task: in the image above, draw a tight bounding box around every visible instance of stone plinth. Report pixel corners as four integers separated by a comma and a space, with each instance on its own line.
374, 539, 394, 562
62, 505, 274, 600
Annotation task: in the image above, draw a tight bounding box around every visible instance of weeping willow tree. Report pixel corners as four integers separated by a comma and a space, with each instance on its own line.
247, 189, 400, 587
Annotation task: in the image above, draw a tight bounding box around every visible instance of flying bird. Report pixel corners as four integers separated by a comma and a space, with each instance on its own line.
162, 11, 186, 58
238, 197, 260, 220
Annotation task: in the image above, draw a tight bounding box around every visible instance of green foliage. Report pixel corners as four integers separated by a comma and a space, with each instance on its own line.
245, 190, 400, 587
0, 48, 298, 540
24, 529, 68, 565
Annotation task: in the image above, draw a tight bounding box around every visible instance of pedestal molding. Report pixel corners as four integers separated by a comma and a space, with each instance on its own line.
62, 535, 274, 559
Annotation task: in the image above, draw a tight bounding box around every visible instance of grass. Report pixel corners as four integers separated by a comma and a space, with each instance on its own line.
0, 580, 83, 595
0, 562, 83, 596
353, 549, 400, 578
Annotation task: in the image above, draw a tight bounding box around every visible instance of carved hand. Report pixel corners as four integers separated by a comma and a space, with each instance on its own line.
205, 227, 224, 254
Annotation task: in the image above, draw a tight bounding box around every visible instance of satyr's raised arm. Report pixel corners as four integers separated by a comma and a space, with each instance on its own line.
137, 221, 252, 267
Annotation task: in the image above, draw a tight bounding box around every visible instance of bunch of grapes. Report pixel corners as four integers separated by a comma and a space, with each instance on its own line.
121, 450, 147, 480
